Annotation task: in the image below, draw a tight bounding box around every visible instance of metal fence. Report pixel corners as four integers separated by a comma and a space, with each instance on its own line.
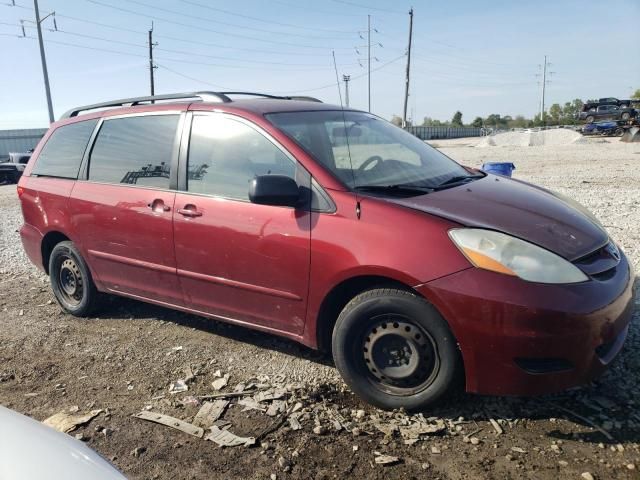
405, 126, 483, 140
0, 128, 47, 160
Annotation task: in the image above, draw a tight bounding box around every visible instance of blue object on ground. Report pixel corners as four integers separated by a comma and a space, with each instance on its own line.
482, 162, 516, 177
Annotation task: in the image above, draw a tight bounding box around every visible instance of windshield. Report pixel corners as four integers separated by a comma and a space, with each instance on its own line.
266, 110, 471, 190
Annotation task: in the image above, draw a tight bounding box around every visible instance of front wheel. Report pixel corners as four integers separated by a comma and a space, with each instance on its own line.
586, 115, 595, 123
332, 288, 462, 411
621, 112, 630, 121
49, 241, 100, 316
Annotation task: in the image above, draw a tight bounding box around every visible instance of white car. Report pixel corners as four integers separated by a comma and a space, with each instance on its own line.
0, 405, 126, 480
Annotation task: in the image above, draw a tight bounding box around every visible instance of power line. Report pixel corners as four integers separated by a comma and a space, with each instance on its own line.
155, 63, 230, 89
125, 0, 356, 39
84, 0, 355, 50
157, 53, 407, 95
4, 3, 353, 58
269, 0, 365, 17
5, 22, 364, 70
178, 0, 358, 34
328, 0, 405, 14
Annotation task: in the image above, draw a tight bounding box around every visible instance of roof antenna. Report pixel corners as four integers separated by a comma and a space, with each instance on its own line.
332, 50, 360, 219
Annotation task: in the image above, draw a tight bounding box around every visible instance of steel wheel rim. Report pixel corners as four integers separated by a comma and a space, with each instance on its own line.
58, 256, 84, 306
361, 314, 440, 396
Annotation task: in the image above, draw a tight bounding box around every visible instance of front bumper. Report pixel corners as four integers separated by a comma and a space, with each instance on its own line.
418, 251, 635, 396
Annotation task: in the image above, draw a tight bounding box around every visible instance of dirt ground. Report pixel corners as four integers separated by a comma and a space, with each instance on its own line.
1, 136, 639, 480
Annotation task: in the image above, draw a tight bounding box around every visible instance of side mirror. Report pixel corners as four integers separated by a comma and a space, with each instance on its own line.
249, 175, 300, 207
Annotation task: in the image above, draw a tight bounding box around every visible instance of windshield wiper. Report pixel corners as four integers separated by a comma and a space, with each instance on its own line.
431, 173, 484, 191
354, 184, 433, 196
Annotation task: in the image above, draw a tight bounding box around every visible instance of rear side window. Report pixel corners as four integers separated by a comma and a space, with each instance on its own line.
88, 115, 179, 188
32, 119, 97, 178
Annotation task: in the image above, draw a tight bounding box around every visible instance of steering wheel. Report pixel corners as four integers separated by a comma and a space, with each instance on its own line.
358, 155, 383, 172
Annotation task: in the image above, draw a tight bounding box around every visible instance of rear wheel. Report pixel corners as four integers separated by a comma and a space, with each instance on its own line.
49, 241, 100, 316
621, 112, 630, 121
615, 128, 624, 137
332, 288, 462, 411
586, 115, 595, 123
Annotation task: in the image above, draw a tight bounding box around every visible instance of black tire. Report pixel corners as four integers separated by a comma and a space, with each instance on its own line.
621, 112, 630, 121
586, 115, 595, 123
332, 288, 462, 411
49, 241, 100, 316
615, 128, 624, 137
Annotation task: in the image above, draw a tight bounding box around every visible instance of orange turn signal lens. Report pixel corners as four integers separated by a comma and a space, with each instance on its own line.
460, 247, 517, 276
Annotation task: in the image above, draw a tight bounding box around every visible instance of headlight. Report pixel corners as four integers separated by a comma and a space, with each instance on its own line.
449, 228, 588, 284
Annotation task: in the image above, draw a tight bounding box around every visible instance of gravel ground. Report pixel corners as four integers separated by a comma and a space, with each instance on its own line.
0, 136, 639, 480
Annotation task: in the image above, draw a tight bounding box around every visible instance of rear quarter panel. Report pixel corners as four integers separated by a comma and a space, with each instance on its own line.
18, 176, 78, 272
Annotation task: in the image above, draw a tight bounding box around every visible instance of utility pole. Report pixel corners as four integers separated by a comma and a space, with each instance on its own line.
367, 14, 371, 112
33, 0, 54, 123
148, 22, 157, 97
537, 56, 554, 124
343, 75, 350, 107
402, 7, 414, 128
540, 55, 547, 122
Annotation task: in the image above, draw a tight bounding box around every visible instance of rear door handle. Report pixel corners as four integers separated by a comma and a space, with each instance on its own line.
177, 204, 203, 217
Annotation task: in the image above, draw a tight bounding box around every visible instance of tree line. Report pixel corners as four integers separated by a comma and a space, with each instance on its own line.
392, 88, 640, 129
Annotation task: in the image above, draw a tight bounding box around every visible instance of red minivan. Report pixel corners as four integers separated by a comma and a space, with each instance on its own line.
18, 92, 634, 410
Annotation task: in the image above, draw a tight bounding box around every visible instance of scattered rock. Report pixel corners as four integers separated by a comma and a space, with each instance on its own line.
277, 456, 291, 469
211, 373, 230, 391
489, 418, 503, 435
131, 447, 146, 458
168, 379, 188, 394
581, 473, 595, 480
373, 452, 399, 466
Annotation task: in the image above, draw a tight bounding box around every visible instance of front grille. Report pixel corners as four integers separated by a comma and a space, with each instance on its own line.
573, 241, 620, 277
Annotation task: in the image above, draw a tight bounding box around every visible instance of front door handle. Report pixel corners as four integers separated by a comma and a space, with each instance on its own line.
148, 199, 171, 213
177, 204, 203, 217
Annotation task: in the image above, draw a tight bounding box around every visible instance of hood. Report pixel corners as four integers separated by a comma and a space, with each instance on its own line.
386, 175, 608, 261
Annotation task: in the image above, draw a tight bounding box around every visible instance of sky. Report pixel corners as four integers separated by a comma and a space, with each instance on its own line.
1, 0, 639, 129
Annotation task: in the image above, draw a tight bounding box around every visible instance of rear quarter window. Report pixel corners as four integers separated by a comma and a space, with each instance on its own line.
32, 119, 98, 178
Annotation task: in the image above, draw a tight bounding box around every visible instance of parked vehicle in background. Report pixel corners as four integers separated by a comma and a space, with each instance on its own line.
0, 152, 31, 184
579, 104, 636, 123
581, 121, 625, 136
0, 405, 125, 480
17, 92, 634, 411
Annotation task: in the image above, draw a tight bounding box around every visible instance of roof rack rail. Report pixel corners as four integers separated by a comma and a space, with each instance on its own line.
59, 91, 324, 120
218, 92, 323, 103
287, 96, 323, 103
59, 91, 231, 120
